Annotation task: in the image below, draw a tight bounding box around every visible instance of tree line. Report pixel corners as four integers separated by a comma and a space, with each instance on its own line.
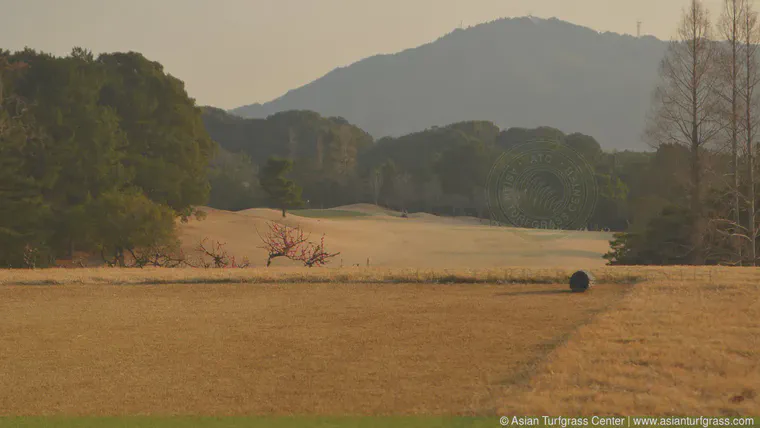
205, 0, 760, 267
203, 108, 685, 244
5, 0, 760, 270
607, 0, 760, 266
203, 110, 633, 231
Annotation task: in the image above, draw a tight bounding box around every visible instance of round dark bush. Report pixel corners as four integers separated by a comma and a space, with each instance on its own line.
569, 270, 595, 293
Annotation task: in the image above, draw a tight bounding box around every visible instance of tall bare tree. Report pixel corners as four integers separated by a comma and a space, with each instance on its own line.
647, 0, 723, 265
740, 0, 760, 265
718, 0, 745, 262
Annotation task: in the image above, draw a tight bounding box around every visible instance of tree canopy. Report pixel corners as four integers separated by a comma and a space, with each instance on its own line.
0, 48, 216, 267
259, 157, 304, 217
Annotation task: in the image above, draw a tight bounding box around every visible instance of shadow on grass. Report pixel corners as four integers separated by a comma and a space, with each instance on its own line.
289, 209, 371, 219
495, 289, 573, 297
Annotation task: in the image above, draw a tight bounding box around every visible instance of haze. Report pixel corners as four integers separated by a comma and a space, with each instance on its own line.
1, 0, 724, 109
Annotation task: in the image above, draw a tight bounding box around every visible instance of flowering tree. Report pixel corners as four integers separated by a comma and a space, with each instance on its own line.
258, 222, 339, 267
258, 222, 309, 266
293, 235, 340, 268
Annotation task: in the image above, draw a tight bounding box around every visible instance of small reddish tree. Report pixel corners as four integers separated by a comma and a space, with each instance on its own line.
258, 222, 309, 266
127, 244, 186, 268
294, 235, 340, 268
195, 238, 233, 268
257, 222, 340, 267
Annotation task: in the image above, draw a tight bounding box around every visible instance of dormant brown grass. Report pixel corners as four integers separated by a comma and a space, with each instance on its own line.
0, 281, 631, 415
501, 269, 760, 416
1, 207, 758, 416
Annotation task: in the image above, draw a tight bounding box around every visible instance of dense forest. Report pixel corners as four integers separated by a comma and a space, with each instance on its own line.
204, 107, 737, 266
0, 48, 215, 268
203, 108, 634, 230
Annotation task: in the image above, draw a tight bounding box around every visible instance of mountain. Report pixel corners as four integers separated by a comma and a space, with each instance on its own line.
229, 17, 668, 151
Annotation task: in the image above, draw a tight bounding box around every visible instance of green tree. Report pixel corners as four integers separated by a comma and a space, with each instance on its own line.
208, 147, 262, 211
378, 159, 398, 209
0, 57, 52, 267
588, 173, 629, 231
89, 189, 178, 267
259, 157, 304, 217
565, 133, 603, 165
98, 51, 217, 219
604, 205, 695, 265
496, 126, 566, 149
435, 137, 492, 200
2, 48, 220, 266
10, 48, 129, 256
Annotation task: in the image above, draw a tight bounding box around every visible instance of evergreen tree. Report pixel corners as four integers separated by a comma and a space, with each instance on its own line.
259, 157, 304, 217
98, 51, 217, 219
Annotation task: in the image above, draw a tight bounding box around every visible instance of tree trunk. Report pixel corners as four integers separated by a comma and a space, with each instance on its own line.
747, 5, 757, 266
691, 13, 705, 266
731, 0, 742, 264
748, 135, 756, 265
116, 246, 125, 267
651, 0, 719, 266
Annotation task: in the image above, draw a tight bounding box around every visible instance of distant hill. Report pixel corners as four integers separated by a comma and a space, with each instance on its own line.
229, 17, 667, 151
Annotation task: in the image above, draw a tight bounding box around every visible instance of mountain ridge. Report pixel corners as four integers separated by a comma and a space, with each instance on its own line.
229, 16, 669, 150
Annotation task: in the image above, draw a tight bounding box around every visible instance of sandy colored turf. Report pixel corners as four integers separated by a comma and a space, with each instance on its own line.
0, 282, 631, 416
0, 267, 757, 417
2, 202, 758, 418
178, 206, 612, 270
501, 268, 760, 416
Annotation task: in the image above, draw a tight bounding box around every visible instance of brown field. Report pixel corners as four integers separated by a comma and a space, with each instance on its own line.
0, 281, 630, 415
0, 208, 758, 416
178, 205, 613, 269
501, 269, 760, 416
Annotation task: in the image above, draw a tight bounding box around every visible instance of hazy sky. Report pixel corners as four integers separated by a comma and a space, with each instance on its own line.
1, 0, 727, 109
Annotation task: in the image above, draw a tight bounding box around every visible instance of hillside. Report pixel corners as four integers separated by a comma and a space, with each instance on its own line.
179, 205, 613, 269
230, 17, 667, 151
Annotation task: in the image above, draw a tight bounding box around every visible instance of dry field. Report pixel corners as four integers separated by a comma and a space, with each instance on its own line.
0, 267, 757, 417
501, 268, 760, 416
178, 205, 613, 269
0, 207, 758, 418
0, 280, 631, 415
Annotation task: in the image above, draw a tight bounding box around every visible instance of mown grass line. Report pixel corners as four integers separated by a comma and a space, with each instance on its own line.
0, 267, 650, 286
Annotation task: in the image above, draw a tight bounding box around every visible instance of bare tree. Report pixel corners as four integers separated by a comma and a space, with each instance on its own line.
718, 0, 745, 263
740, 1, 760, 265
709, 0, 760, 266
647, 0, 723, 264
